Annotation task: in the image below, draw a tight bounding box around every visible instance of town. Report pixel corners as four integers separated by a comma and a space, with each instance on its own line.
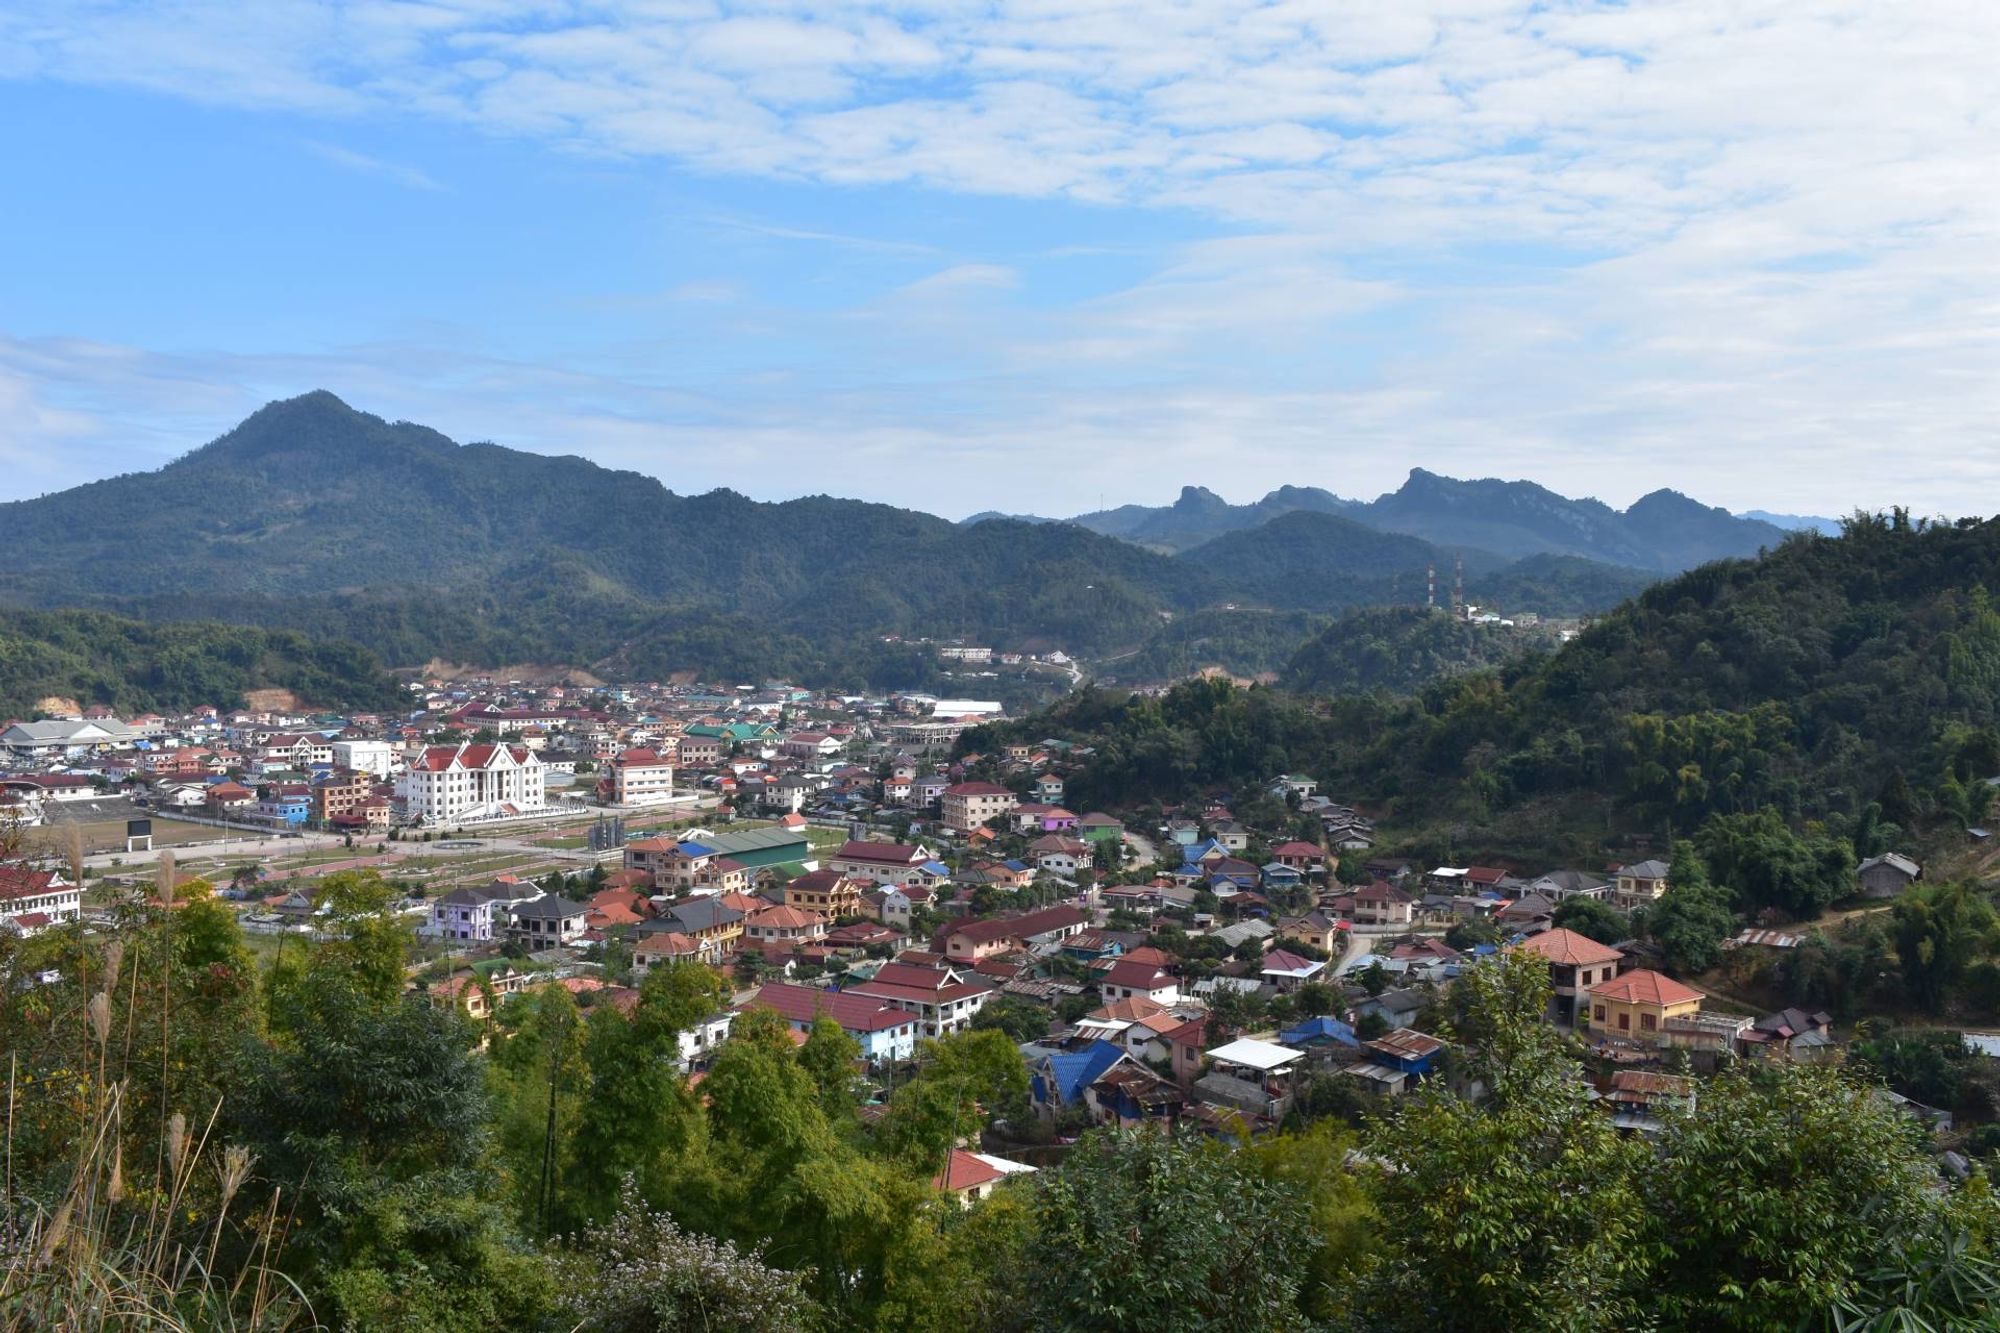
0, 671, 1980, 1168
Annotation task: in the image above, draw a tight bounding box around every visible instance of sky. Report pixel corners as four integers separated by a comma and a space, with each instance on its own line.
0, 1, 1995, 520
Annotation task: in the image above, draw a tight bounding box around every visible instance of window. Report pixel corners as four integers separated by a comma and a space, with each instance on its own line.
1617, 1013, 1630, 1031
1593, 1005, 1607, 1022
1641, 1013, 1657, 1032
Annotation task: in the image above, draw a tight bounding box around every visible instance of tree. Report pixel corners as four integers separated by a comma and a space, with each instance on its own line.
1018, 1128, 1317, 1331
1243, 1122, 1377, 1321
971, 993, 1053, 1044
879, 1029, 1030, 1170
1891, 880, 2000, 1014
1361, 950, 1648, 1332
1696, 809, 1854, 920
1551, 896, 1628, 945
1646, 848, 1736, 976
1641, 1062, 1945, 1332
555, 1179, 817, 1333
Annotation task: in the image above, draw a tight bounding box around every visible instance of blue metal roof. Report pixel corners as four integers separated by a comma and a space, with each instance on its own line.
1045, 1040, 1124, 1105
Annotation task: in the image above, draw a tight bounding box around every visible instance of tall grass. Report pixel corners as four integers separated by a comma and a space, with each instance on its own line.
0, 912, 318, 1331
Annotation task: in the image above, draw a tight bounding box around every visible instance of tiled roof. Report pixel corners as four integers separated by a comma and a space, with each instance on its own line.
1590, 968, 1703, 1006
1515, 927, 1623, 968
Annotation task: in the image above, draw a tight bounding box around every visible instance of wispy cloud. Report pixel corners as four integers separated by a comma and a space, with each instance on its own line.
303, 140, 443, 191
0, 2, 1994, 516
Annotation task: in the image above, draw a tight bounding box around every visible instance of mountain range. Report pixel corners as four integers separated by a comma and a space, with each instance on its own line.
0, 392, 1801, 687
970, 474, 1795, 570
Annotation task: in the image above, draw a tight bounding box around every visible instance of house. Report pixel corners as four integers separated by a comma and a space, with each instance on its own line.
1270, 841, 1324, 873
508, 895, 589, 948
1076, 813, 1125, 845
1278, 1015, 1360, 1055
633, 930, 715, 970
1514, 927, 1626, 1025
1011, 804, 1079, 834
783, 869, 866, 919
647, 898, 746, 952
1029, 1040, 1127, 1122
1195, 1038, 1307, 1121
831, 840, 936, 887
1586, 968, 1703, 1041
1352, 881, 1414, 926
1097, 958, 1179, 1005
0, 866, 80, 935
748, 982, 918, 1064
1259, 949, 1325, 990
940, 781, 1019, 832
1156, 1015, 1209, 1086
396, 742, 546, 824
1741, 1007, 1839, 1062
742, 904, 828, 947
1275, 911, 1344, 954
423, 877, 543, 942
1601, 1070, 1696, 1134
931, 1149, 1033, 1206
1088, 1062, 1185, 1130
1028, 834, 1090, 877
1362, 1027, 1444, 1081
1033, 774, 1065, 803
942, 905, 1089, 961
1072, 997, 1180, 1059
878, 884, 934, 930
1611, 859, 1671, 910
845, 960, 991, 1038
1857, 853, 1921, 899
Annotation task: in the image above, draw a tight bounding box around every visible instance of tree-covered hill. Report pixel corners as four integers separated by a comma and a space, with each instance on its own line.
0, 607, 404, 716
1284, 606, 1559, 696
985, 514, 2000, 869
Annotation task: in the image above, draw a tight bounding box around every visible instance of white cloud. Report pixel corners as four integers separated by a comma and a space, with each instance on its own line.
0, 1, 1993, 516
304, 139, 444, 190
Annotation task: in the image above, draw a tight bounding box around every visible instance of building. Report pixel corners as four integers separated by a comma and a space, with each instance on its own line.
943, 905, 1089, 961
508, 895, 589, 947
602, 747, 677, 807
1097, 958, 1180, 1005
396, 742, 546, 824
748, 982, 918, 1064
783, 869, 866, 919
633, 930, 715, 970
423, 877, 544, 942
0, 866, 80, 935
743, 903, 828, 947
0, 718, 140, 759
1857, 853, 1922, 899
330, 739, 396, 776
1587, 968, 1704, 1040
1611, 859, 1671, 910
830, 840, 937, 887
940, 781, 1019, 833
845, 960, 990, 1039
1515, 927, 1626, 1025
311, 770, 376, 825
1352, 881, 1414, 926
932, 1149, 1033, 1206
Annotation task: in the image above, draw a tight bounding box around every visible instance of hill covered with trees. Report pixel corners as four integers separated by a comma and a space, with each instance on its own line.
1284, 606, 1559, 696
0, 607, 404, 716
3, 394, 1658, 686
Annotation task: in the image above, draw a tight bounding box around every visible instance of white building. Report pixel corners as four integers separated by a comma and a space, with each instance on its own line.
331, 739, 397, 777
0, 866, 81, 935
605, 747, 676, 806
396, 742, 546, 824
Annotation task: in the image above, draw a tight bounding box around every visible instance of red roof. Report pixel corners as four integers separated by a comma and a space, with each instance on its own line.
834, 840, 926, 865
1590, 968, 1703, 1007
1516, 928, 1623, 968
933, 1148, 1007, 1193
748, 983, 916, 1032
0, 867, 62, 903
947, 905, 1086, 947
1100, 959, 1175, 991
943, 782, 1012, 797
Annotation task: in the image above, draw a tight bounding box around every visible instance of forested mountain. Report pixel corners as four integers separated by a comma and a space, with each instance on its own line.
0, 393, 1661, 686
991, 470, 1786, 571
0, 607, 403, 715
989, 514, 2000, 870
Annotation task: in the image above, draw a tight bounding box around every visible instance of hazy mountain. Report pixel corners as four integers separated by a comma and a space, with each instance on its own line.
1743, 509, 1842, 536
1063, 483, 1357, 553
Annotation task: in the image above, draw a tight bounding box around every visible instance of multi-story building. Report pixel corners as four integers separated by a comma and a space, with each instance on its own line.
845, 960, 990, 1039
396, 742, 545, 824
330, 739, 396, 777
601, 747, 676, 807
830, 839, 937, 887
940, 781, 1018, 833
312, 770, 376, 826
783, 869, 866, 919
422, 877, 544, 942
0, 866, 80, 935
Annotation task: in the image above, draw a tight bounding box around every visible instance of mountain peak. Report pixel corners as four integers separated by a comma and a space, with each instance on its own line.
1172, 484, 1228, 512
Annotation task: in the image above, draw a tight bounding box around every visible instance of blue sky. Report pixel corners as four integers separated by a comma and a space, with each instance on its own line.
1, 1, 1993, 518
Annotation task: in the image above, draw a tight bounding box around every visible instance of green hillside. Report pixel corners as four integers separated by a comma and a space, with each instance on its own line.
1284, 605, 1559, 695
0, 607, 404, 716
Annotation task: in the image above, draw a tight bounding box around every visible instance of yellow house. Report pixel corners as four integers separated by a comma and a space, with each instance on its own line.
1586, 968, 1703, 1040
